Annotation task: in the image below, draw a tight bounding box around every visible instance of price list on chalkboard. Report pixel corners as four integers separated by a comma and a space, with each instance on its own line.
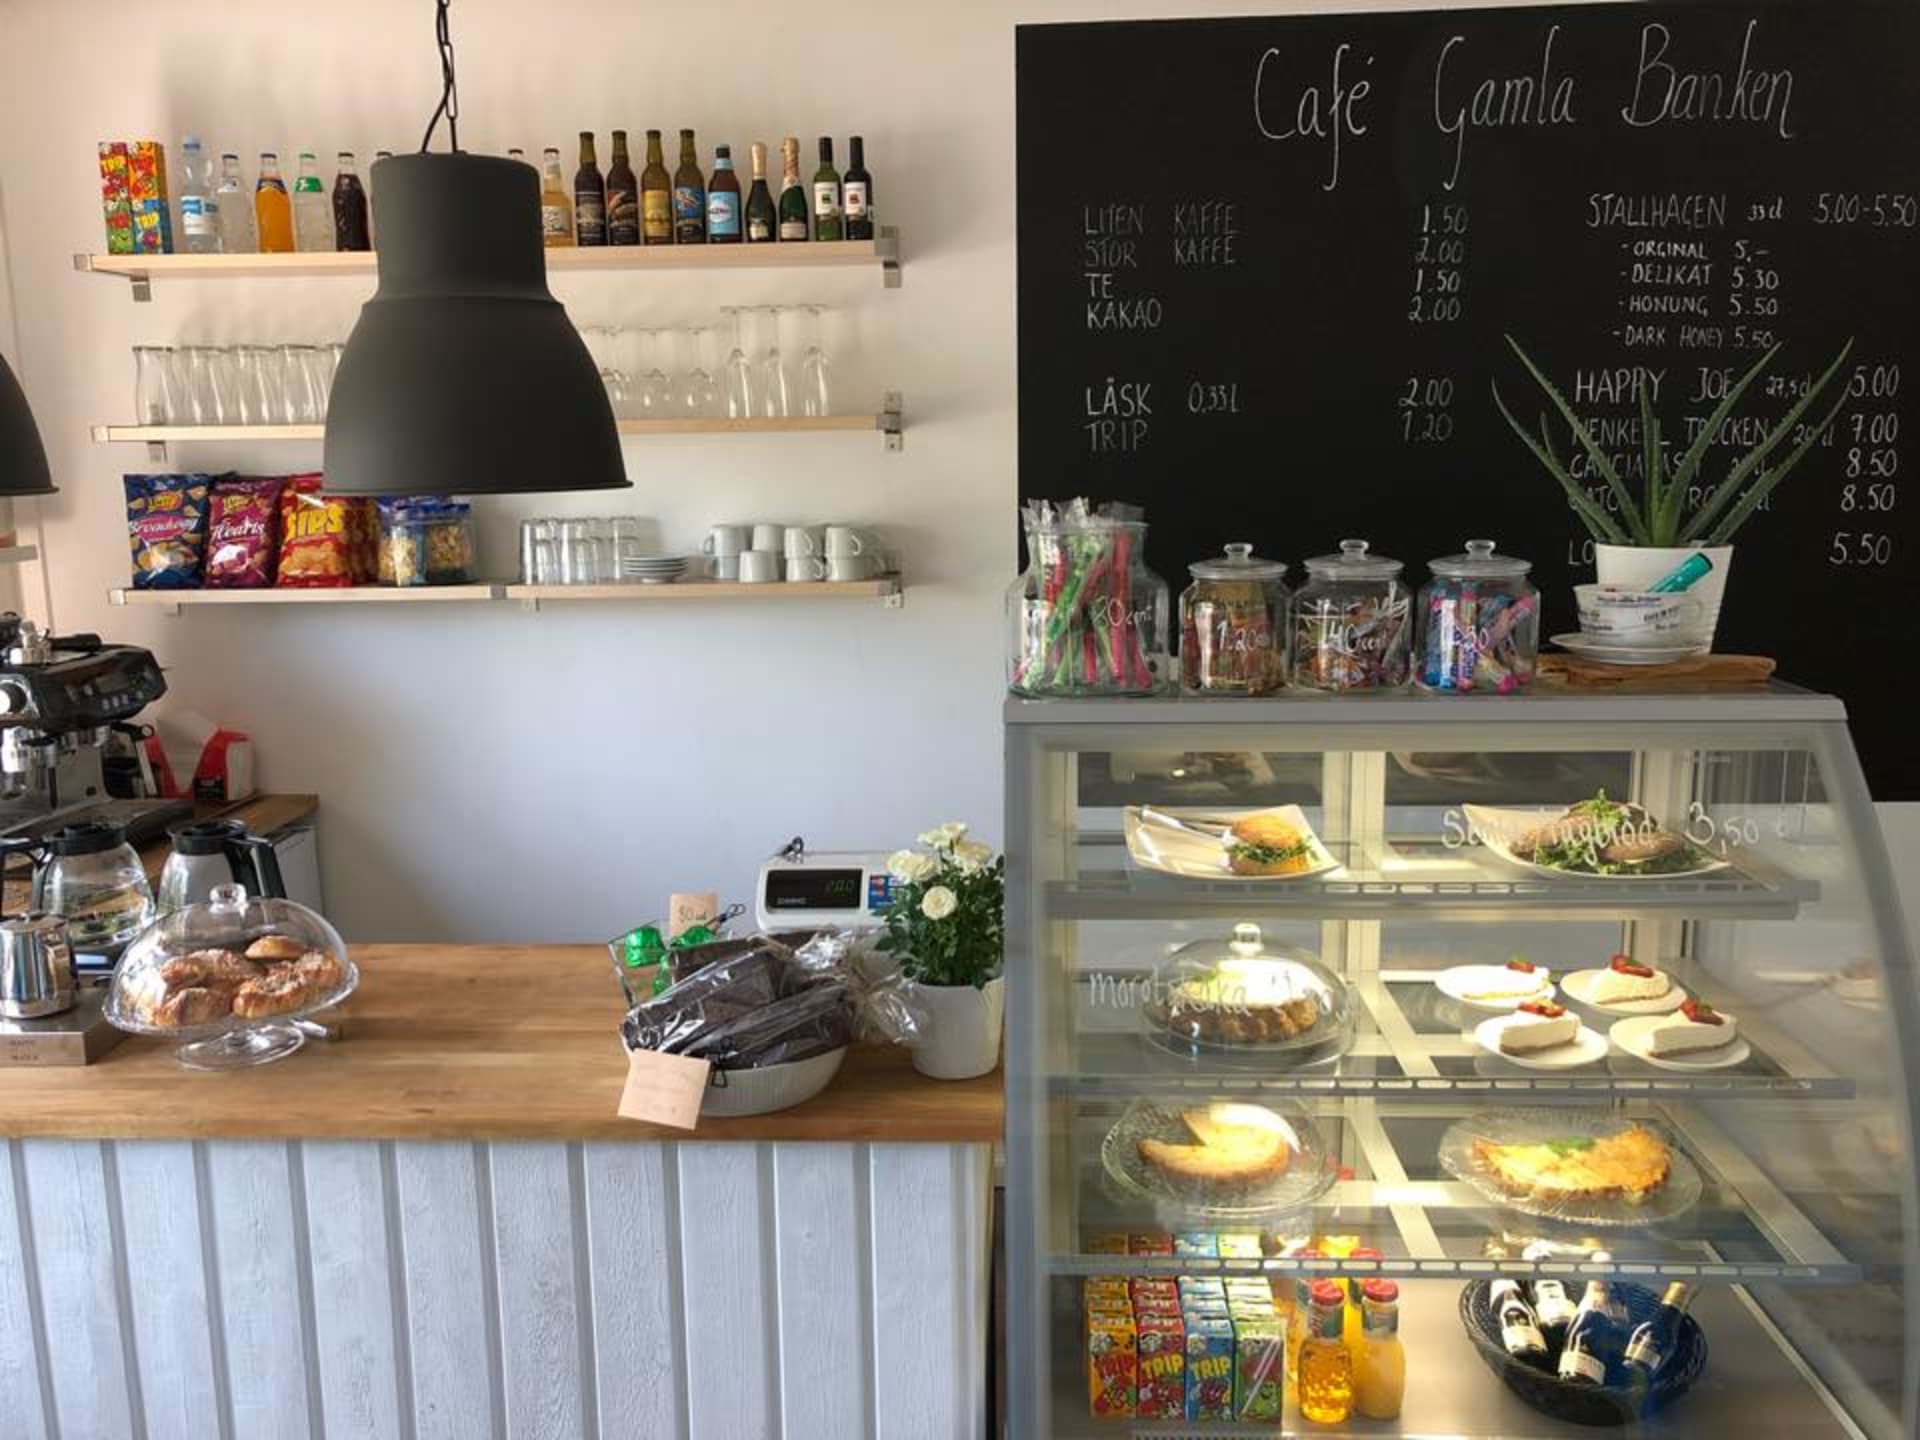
1017, 1, 1920, 795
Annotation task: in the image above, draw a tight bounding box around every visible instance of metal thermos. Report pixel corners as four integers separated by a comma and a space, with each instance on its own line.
0, 912, 76, 1019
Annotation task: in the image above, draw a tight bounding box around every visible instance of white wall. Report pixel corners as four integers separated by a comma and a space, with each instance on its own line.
2, 0, 1914, 944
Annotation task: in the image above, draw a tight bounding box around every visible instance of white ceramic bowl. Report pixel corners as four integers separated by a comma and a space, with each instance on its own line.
699, 1046, 848, 1117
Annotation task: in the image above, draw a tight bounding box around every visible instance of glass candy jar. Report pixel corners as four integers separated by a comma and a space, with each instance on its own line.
1007, 516, 1169, 696
1290, 539, 1412, 691
1180, 543, 1290, 695
107, 882, 355, 1070
1416, 539, 1540, 694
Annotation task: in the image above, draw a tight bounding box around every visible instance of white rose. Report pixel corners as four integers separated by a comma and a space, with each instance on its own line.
920, 885, 958, 920
888, 849, 937, 884
951, 839, 994, 872
917, 821, 968, 850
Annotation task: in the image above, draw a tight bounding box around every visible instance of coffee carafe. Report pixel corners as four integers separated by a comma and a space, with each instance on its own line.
1, 820, 156, 954
158, 819, 286, 915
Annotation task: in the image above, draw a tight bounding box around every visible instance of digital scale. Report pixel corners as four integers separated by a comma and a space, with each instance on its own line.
755, 837, 897, 932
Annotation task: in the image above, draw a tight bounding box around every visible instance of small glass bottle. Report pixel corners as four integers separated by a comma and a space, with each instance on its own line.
1290, 539, 1412, 691
1283, 1249, 1321, 1400
1416, 538, 1540, 693
1297, 1280, 1354, 1424
1354, 1279, 1405, 1420
1622, 1280, 1696, 1383
291, 152, 333, 253
1179, 543, 1289, 694
254, 152, 294, 253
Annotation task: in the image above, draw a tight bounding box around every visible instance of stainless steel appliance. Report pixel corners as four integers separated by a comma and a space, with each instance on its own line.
0, 614, 187, 843
0, 912, 75, 1019
158, 818, 287, 913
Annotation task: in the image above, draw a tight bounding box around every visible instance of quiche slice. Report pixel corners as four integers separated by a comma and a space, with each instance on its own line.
1139, 1103, 1295, 1187
1472, 1124, 1671, 1205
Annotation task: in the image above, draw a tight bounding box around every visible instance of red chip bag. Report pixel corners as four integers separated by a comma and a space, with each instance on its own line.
204, 476, 285, 588
275, 474, 352, 587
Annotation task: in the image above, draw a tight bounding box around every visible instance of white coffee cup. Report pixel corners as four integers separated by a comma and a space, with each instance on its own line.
783, 525, 826, 558
824, 525, 867, 557
739, 549, 782, 583
713, 554, 742, 582
827, 553, 870, 582
1574, 584, 1704, 645
702, 524, 751, 558
752, 523, 785, 554
786, 554, 827, 582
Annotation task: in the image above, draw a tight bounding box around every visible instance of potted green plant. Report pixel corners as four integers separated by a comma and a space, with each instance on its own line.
878, 823, 1005, 1079
1493, 335, 1853, 644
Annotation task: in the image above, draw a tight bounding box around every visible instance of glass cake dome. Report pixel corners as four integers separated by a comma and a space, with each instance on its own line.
1144, 922, 1353, 1061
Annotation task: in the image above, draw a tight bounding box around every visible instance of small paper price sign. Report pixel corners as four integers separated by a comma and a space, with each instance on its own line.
617, 1048, 712, 1130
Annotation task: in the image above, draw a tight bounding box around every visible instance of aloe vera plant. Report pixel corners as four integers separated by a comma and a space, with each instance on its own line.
1492, 336, 1855, 547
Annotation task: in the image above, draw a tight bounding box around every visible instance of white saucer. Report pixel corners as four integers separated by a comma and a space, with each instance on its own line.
1561, 968, 1688, 1016
1551, 633, 1709, 666
1609, 1014, 1751, 1070
1435, 965, 1555, 1012
1474, 1014, 1609, 1069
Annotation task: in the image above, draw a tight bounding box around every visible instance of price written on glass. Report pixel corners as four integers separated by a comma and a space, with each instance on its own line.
1407, 201, 1467, 325
1398, 374, 1456, 443
1684, 802, 1790, 855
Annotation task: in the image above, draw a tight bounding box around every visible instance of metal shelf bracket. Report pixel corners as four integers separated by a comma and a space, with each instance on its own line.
877, 226, 902, 289
74, 253, 151, 301
881, 392, 904, 452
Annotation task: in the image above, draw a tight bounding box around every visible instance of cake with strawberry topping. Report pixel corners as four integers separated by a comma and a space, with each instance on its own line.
1588, 954, 1673, 1006
1645, 999, 1738, 1057
1500, 999, 1579, 1055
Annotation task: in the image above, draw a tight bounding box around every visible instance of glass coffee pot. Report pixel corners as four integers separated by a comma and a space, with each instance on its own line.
1, 820, 155, 954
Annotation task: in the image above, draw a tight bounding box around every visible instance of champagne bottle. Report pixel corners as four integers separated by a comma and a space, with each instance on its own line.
843, 134, 873, 241
811, 136, 842, 242
1621, 1281, 1695, 1382
605, 130, 639, 246
1490, 1279, 1549, 1368
707, 144, 742, 243
672, 128, 706, 245
641, 129, 672, 245
1558, 1280, 1625, 1387
744, 142, 777, 243
1530, 1279, 1578, 1354
777, 137, 808, 242
574, 132, 606, 246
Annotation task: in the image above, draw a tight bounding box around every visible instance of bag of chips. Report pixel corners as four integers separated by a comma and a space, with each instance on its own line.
274, 474, 352, 587
203, 476, 285, 588
125, 473, 211, 589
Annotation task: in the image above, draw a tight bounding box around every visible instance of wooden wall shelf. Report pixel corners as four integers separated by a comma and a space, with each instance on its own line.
108, 577, 904, 612
0, 545, 39, 564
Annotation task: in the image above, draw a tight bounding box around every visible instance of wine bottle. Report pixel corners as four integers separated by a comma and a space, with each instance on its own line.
672, 128, 706, 245
574, 132, 606, 246
745, 142, 777, 243
641, 130, 673, 245
1558, 1280, 1625, 1387
606, 130, 639, 246
1622, 1281, 1695, 1381
777, 137, 808, 242
1490, 1279, 1549, 1368
1530, 1279, 1578, 1353
811, 136, 842, 241
843, 134, 873, 240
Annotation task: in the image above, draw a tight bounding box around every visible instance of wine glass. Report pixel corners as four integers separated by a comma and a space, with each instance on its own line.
720, 306, 757, 420
798, 305, 832, 418
678, 328, 719, 418
633, 329, 669, 417
755, 306, 790, 419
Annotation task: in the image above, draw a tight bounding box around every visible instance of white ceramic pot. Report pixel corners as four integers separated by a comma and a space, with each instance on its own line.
910, 976, 1006, 1080
1592, 544, 1733, 647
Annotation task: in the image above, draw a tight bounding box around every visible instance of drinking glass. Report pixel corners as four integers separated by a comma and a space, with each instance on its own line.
132, 346, 174, 424
755, 306, 790, 419
720, 307, 757, 420
233, 346, 278, 426
578, 324, 616, 373
677, 328, 719, 418
558, 519, 605, 584
173, 347, 216, 426
282, 345, 324, 424
632, 329, 669, 417
798, 305, 832, 418
609, 516, 642, 579
601, 368, 630, 420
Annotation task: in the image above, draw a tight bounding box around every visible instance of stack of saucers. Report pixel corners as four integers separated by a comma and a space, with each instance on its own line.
1551, 584, 1709, 665
620, 555, 689, 585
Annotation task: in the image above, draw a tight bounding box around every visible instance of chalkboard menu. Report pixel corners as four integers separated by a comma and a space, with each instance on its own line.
1016, 2, 1920, 796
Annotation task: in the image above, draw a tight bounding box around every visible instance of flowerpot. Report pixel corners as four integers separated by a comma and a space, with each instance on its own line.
1592, 544, 1733, 648
909, 976, 1005, 1080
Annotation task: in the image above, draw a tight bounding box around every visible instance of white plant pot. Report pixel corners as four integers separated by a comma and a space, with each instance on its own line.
909, 976, 1005, 1080
1592, 544, 1733, 648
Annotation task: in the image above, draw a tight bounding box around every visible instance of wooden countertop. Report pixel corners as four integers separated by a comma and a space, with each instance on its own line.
0, 945, 1005, 1144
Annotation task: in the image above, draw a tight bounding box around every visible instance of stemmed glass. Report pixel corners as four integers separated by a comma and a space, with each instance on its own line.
755, 306, 790, 419
633, 329, 670, 417
678, 328, 719, 418
798, 305, 832, 418
720, 307, 757, 420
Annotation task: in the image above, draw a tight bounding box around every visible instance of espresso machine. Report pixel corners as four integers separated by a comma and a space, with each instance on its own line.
0, 614, 188, 844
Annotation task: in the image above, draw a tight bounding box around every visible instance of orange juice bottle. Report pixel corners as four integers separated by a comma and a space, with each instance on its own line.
1355, 1279, 1406, 1420
254, 152, 294, 252
1345, 1246, 1384, 1366
1297, 1281, 1354, 1424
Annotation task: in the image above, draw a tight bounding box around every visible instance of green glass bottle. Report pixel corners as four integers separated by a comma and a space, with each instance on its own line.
811, 136, 842, 242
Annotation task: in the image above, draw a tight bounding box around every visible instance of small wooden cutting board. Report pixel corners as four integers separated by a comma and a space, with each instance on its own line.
1537, 653, 1776, 689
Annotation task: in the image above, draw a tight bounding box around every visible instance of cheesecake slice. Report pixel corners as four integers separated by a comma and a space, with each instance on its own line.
1500, 999, 1579, 1055
1645, 999, 1738, 1056
1589, 954, 1673, 1005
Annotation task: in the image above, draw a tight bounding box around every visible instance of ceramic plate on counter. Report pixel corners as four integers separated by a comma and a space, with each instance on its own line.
1609, 1014, 1752, 1071
1123, 804, 1339, 882
1561, 967, 1689, 1015
1472, 1014, 1608, 1070
1462, 804, 1729, 881
1550, 632, 1709, 665
1434, 964, 1557, 1012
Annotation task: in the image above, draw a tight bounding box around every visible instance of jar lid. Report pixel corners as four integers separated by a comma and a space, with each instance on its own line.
1303, 538, 1402, 579
49, 819, 130, 857
1188, 543, 1287, 582
1428, 538, 1531, 578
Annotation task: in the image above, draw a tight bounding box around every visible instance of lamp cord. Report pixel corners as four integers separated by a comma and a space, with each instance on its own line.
418, 0, 460, 153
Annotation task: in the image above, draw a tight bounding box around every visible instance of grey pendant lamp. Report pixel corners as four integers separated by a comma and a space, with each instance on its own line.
323, 0, 626, 495
0, 349, 56, 497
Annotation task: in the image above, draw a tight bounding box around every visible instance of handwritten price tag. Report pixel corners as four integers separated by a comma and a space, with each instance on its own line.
617, 1048, 712, 1130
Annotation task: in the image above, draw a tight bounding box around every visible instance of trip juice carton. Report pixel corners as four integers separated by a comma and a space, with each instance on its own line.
1174, 1231, 1218, 1258
1134, 1310, 1185, 1419
127, 140, 173, 254
1086, 1230, 1130, 1256
1183, 1312, 1235, 1421
1233, 1314, 1286, 1422
1085, 1305, 1136, 1418
1216, 1232, 1264, 1260
98, 142, 133, 254
1127, 1231, 1174, 1257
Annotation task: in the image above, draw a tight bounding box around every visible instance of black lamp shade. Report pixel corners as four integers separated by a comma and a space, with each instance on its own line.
0, 349, 56, 497
323, 152, 627, 495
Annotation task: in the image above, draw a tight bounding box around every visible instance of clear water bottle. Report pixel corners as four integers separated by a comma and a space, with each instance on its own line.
214, 152, 255, 254
177, 135, 221, 254
292, 151, 335, 253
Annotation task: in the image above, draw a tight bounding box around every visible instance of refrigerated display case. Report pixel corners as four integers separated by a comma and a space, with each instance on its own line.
1004, 688, 1915, 1438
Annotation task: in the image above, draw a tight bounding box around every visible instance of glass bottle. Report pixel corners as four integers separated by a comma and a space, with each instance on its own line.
777, 137, 808, 241
1491, 1278, 1550, 1367
745, 142, 777, 243
605, 130, 639, 246
641, 130, 672, 244
1531, 1278, 1578, 1353
1006, 511, 1168, 696
176, 135, 219, 254
1417, 538, 1540, 693
331, 151, 370, 251
672, 129, 706, 244
1622, 1281, 1695, 1382
1353, 1279, 1405, 1420
1284, 1249, 1321, 1398
291, 152, 333, 252
1342, 1246, 1383, 1369
254, 152, 294, 253
1297, 1282, 1353, 1424
707, 144, 742, 243
1558, 1279, 1626, 1387
215, 152, 255, 254
811, 136, 843, 241
369, 150, 393, 247
843, 134, 873, 240
1290, 538, 1412, 691
540, 148, 574, 247
1179, 543, 1289, 694
573, 132, 606, 246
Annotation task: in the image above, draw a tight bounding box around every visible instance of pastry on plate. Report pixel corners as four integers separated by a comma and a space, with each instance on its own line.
1588, 954, 1673, 1005
1472, 1124, 1671, 1204
1225, 815, 1318, 876
1139, 1103, 1294, 1186
246, 934, 307, 962
1645, 999, 1738, 1056
1500, 999, 1578, 1055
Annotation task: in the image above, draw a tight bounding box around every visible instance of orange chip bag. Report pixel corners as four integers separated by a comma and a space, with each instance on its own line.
275, 474, 352, 587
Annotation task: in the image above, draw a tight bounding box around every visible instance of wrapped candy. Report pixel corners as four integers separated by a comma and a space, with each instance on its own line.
1007, 499, 1170, 696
